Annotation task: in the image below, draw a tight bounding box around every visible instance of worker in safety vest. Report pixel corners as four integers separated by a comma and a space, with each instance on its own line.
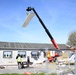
16, 54, 22, 69
47, 50, 50, 58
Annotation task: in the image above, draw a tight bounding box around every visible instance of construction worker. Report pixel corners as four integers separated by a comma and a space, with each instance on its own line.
47, 50, 50, 58
16, 54, 22, 69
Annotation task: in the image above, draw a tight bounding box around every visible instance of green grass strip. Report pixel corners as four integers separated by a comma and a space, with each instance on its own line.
0, 73, 57, 75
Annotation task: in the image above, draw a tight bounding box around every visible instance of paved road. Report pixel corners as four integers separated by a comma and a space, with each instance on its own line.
0, 63, 75, 74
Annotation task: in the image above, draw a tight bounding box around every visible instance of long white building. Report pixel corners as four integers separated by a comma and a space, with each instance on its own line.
0, 41, 70, 65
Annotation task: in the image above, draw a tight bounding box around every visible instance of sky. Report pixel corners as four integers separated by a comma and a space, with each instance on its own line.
0, 0, 76, 44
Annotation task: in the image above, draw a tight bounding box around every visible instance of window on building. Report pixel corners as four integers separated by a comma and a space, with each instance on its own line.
18, 51, 26, 58
31, 51, 40, 60
3, 51, 12, 58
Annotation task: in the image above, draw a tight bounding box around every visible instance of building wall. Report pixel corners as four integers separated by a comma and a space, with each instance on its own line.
0, 49, 69, 65
0, 50, 46, 65
0, 50, 17, 64
0, 50, 3, 63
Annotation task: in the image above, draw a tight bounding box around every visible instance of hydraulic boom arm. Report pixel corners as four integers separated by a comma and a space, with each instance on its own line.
26, 7, 60, 50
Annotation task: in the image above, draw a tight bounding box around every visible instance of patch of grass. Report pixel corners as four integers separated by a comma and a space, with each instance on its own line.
32, 73, 45, 75
0, 73, 57, 75
49, 73, 57, 75
0, 74, 24, 75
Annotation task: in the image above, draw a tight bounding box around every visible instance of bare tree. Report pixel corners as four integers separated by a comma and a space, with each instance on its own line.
66, 31, 76, 47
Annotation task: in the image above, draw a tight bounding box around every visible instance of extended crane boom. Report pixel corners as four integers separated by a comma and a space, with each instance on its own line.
23, 7, 60, 50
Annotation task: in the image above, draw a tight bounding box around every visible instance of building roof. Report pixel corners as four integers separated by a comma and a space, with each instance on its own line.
0, 41, 69, 50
